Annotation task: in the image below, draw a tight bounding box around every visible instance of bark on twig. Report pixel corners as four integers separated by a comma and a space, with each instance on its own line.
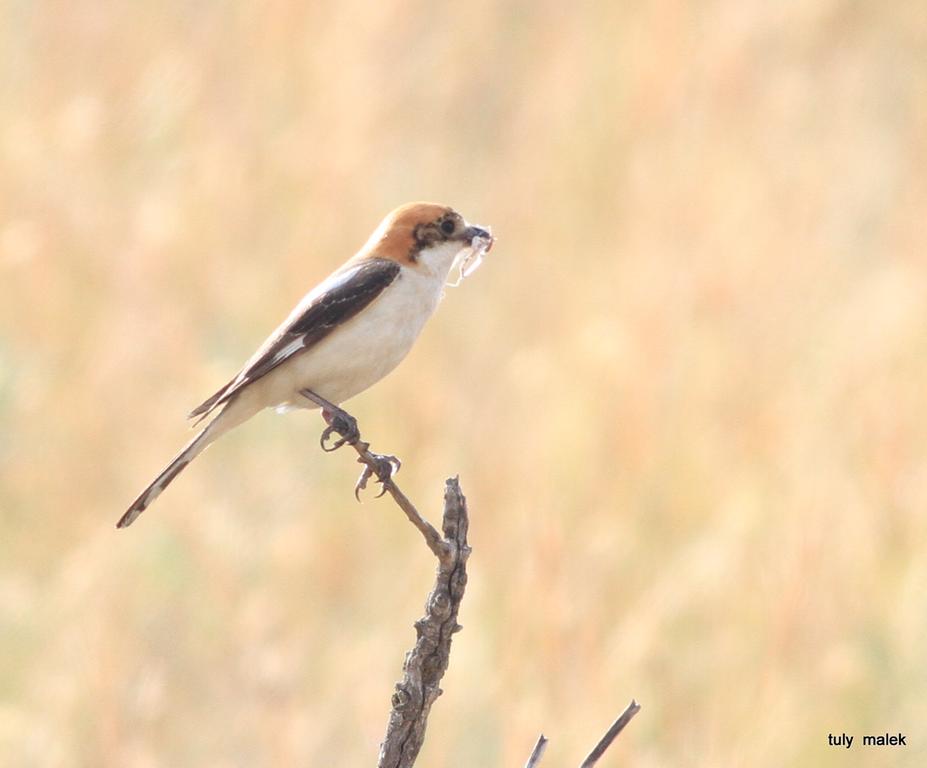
374, 476, 471, 768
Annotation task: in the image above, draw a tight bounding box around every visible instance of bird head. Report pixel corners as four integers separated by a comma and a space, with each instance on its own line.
360, 202, 493, 278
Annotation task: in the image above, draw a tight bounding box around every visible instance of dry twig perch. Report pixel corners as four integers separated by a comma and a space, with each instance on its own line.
375, 476, 470, 767
319, 415, 470, 767
323, 415, 638, 767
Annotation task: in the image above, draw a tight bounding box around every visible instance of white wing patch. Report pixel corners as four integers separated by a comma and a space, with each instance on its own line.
269, 337, 306, 365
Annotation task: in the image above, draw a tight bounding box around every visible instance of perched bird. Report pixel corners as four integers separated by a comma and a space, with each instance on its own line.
118, 202, 493, 528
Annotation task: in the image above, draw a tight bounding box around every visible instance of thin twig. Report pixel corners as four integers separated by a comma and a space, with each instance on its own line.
351, 439, 445, 557
524, 734, 549, 767
578, 700, 642, 768
523, 700, 641, 767
302, 388, 445, 556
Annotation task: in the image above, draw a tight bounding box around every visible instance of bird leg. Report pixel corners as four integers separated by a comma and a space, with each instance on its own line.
299, 389, 360, 451
299, 388, 402, 498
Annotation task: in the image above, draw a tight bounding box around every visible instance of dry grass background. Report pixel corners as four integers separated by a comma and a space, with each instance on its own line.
1, 1, 926, 766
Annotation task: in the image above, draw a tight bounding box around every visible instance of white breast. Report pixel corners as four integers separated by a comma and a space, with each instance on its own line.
250, 264, 448, 409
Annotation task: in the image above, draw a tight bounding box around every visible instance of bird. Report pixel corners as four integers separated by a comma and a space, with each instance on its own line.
117, 202, 493, 528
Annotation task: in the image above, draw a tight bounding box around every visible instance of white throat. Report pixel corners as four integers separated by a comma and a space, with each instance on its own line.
416, 240, 469, 279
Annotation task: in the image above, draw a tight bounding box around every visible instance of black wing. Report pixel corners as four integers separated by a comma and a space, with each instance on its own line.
189, 258, 401, 421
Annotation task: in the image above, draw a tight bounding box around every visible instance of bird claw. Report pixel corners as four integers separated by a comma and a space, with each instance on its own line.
320, 410, 360, 452
313, 403, 399, 498
354, 451, 402, 500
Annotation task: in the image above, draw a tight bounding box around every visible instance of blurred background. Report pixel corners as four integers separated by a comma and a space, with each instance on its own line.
1, 1, 926, 766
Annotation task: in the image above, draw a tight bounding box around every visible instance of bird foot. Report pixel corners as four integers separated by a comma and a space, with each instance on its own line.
354, 447, 402, 500
320, 408, 360, 452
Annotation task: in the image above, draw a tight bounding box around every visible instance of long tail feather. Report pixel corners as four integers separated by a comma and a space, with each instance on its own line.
117, 421, 218, 529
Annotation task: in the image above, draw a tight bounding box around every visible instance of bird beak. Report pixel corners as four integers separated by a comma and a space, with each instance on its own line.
460, 224, 494, 251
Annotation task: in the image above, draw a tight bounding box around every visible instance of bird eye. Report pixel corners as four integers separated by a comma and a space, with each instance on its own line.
440, 219, 455, 235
